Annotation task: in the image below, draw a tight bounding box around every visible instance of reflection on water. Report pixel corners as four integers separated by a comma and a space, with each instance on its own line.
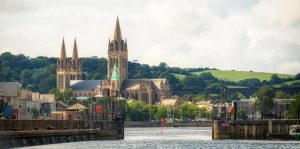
23, 127, 300, 149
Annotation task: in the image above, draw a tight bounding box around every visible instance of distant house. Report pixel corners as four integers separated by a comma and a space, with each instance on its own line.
0, 82, 21, 102
56, 101, 69, 111
0, 82, 41, 119
160, 99, 178, 107
39, 94, 56, 117
65, 103, 88, 120
196, 101, 213, 112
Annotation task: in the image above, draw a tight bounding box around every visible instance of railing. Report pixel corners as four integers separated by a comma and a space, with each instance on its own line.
52, 110, 125, 122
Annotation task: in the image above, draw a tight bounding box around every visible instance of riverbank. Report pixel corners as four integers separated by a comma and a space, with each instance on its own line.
125, 121, 212, 127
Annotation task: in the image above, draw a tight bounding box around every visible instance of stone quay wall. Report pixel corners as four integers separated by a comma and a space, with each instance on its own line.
0, 119, 124, 148
212, 120, 300, 140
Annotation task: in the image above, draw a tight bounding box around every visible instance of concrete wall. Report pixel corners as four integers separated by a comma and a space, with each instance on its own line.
0, 118, 124, 148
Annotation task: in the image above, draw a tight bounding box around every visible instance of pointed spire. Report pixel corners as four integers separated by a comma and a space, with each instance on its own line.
113, 16, 122, 41
111, 63, 119, 81
60, 37, 67, 60
72, 38, 78, 60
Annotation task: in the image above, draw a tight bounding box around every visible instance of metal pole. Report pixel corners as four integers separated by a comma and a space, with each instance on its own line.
150, 106, 151, 121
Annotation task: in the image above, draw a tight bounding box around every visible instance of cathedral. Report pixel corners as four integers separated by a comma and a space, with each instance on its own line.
56, 17, 171, 104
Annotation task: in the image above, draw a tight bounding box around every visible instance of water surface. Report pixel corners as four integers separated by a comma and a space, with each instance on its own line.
23, 127, 300, 149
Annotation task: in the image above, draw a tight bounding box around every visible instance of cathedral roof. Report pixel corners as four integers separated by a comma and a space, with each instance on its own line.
121, 79, 167, 91
70, 80, 101, 91
113, 17, 122, 41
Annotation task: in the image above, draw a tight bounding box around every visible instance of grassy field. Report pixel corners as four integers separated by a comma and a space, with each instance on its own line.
172, 70, 294, 82
226, 85, 248, 88
171, 73, 186, 80
273, 80, 300, 87
281, 80, 300, 85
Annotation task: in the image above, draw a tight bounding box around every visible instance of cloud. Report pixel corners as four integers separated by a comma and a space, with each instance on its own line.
0, 0, 34, 15
277, 61, 300, 75
253, 0, 300, 26
0, 0, 299, 75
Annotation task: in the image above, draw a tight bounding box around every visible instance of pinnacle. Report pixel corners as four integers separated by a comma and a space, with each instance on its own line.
113, 17, 122, 41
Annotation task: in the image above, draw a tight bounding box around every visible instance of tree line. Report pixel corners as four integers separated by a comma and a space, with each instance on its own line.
1, 52, 299, 94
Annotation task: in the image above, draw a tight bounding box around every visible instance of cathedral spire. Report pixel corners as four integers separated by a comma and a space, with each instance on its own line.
113, 17, 122, 41
60, 37, 67, 60
72, 38, 78, 60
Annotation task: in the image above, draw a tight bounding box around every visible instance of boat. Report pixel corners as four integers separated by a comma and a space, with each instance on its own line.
289, 125, 300, 140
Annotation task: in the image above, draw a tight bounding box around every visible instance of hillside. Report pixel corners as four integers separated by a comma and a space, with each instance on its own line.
173, 70, 294, 82
1, 52, 299, 93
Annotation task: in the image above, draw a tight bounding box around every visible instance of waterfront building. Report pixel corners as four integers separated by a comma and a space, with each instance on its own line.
39, 94, 56, 117
56, 17, 171, 104
232, 98, 295, 119
274, 99, 295, 119
234, 99, 256, 119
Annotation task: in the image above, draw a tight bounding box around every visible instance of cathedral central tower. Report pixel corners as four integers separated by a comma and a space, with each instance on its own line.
108, 17, 128, 86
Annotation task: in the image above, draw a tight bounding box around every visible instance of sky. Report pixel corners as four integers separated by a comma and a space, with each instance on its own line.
0, 0, 300, 75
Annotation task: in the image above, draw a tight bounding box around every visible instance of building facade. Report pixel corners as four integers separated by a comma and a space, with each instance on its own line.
57, 17, 171, 104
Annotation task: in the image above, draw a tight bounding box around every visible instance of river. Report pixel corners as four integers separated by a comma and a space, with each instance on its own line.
23, 127, 300, 149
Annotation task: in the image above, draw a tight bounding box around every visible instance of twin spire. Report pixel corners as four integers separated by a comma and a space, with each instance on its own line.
60, 38, 67, 60
60, 17, 122, 59
60, 38, 78, 60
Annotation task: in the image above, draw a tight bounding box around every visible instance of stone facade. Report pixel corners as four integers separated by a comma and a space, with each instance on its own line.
56, 39, 82, 91
56, 17, 171, 104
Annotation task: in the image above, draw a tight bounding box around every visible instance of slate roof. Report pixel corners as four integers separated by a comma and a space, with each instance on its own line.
70, 80, 101, 91
66, 103, 87, 110
0, 82, 21, 97
40, 94, 55, 103
121, 79, 167, 91
56, 101, 69, 108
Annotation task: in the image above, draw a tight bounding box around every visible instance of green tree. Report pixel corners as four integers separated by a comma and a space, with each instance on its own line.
237, 109, 246, 120
20, 69, 32, 87
275, 91, 290, 99
287, 93, 300, 119
270, 74, 282, 84
155, 105, 168, 120
182, 76, 205, 89
228, 92, 246, 101
255, 86, 275, 119
238, 78, 261, 88
127, 100, 148, 121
